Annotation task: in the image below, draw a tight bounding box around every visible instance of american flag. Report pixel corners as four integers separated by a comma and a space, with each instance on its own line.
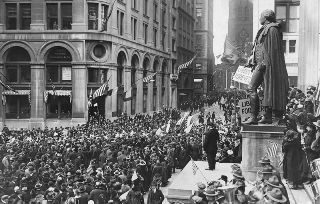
278, 153, 284, 167
177, 54, 197, 74
142, 72, 157, 83
190, 158, 199, 175
266, 141, 279, 159
93, 82, 109, 99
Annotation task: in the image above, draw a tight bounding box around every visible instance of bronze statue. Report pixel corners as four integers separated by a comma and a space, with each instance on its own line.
243, 9, 289, 125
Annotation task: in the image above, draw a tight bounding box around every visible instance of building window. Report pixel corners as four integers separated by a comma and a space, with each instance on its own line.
282, 40, 286, 53
172, 0, 176, 8
143, 90, 147, 113
6, 3, 31, 30
88, 3, 99, 30
20, 4, 31, 30
46, 95, 72, 119
162, 9, 166, 26
47, 3, 72, 30
5, 47, 31, 84
101, 4, 109, 31
131, 17, 137, 40
131, 69, 136, 85
46, 47, 72, 83
162, 31, 166, 50
6, 96, 30, 119
153, 92, 157, 111
172, 16, 176, 30
144, 0, 148, 16
132, 0, 137, 10
88, 68, 107, 83
172, 39, 176, 52
276, 3, 299, 33
154, 28, 158, 47
117, 10, 125, 36
289, 40, 296, 53
143, 23, 148, 44
154, 3, 158, 22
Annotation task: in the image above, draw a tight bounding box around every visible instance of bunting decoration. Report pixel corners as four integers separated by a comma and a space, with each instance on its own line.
0, 78, 17, 93
177, 54, 197, 74
142, 72, 157, 83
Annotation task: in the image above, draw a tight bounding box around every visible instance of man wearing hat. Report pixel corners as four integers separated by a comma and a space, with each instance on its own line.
89, 182, 107, 204
203, 123, 220, 170
204, 185, 219, 204
265, 188, 287, 204
190, 182, 208, 204
147, 181, 164, 204
264, 176, 289, 204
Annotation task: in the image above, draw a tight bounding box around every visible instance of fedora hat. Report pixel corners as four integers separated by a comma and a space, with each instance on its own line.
233, 169, 244, 179
266, 188, 287, 203
258, 157, 271, 164
197, 182, 206, 190
261, 165, 274, 174
138, 160, 146, 166
266, 175, 282, 188
313, 120, 320, 128
204, 186, 219, 197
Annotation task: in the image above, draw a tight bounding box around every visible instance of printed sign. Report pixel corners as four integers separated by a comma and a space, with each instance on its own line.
232, 66, 253, 85
62, 67, 71, 81
238, 97, 266, 122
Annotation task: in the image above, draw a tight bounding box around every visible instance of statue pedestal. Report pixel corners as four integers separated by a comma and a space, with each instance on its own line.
241, 124, 286, 181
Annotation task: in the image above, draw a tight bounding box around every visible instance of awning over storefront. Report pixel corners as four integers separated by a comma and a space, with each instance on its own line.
194, 79, 203, 83
2, 90, 31, 105
44, 90, 72, 103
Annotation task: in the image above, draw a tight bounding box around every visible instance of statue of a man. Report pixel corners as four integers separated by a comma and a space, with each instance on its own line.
243, 9, 289, 125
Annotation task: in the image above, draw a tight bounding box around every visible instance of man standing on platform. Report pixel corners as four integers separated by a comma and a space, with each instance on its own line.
203, 123, 220, 170
243, 9, 289, 125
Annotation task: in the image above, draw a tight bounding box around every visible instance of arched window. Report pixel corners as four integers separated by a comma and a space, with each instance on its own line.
4, 47, 31, 119
45, 46, 72, 119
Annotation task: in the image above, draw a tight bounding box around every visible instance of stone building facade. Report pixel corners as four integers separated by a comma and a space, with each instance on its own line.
0, 0, 177, 129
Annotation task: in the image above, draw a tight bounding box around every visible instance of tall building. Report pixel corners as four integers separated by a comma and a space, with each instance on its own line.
176, 0, 196, 107
0, 0, 176, 129
194, 0, 214, 97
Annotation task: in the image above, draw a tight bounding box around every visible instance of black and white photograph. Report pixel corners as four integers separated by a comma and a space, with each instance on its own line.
0, 0, 318, 203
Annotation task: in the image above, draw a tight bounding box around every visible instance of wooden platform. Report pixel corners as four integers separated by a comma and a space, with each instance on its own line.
166, 161, 235, 203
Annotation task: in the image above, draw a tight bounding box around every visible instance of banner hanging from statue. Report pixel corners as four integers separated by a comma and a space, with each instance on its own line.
238, 97, 266, 122
232, 66, 253, 85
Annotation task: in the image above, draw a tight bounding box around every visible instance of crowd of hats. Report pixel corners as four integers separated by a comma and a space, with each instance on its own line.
0, 108, 208, 203
190, 158, 289, 204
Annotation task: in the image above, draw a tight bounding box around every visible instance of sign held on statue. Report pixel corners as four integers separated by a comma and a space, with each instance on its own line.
238, 97, 266, 122
232, 66, 253, 85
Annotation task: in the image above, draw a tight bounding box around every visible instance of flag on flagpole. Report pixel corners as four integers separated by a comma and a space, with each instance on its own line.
266, 141, 278, 158
222, 35, 241, 64
93, 82, 109, 99
142, 72, 157, 83
0, 79, 17, 93
101, 0, 117, 31
110, 86, 119, 96
190, 158, 199, 175
177, 54, 197, 74
123, 87, 133, 101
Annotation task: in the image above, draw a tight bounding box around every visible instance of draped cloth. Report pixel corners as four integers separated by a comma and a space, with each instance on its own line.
254, 23, 289, 111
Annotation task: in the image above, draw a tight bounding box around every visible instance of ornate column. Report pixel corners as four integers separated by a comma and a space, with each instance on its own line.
156, 73, 162, 110
0, 64, 4, 129
72, 0, 87, 31
29, 63, 45, 129
124, 67, 132, 114
298, 0, 320, 91
71, 63, 87, 124
136, 69, 143, 113
105, 66, 117, 118
147, 71, 154, 112
31, 0, 45, 30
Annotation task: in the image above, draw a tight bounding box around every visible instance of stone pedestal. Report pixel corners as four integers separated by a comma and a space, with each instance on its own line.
241, 124, 286, 181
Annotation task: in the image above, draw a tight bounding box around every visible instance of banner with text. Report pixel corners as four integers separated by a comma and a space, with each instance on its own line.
232, 66, 253, 85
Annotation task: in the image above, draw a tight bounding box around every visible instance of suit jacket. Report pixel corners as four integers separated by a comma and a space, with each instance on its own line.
203, 128, 219, 153
147, 189, 164, 204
